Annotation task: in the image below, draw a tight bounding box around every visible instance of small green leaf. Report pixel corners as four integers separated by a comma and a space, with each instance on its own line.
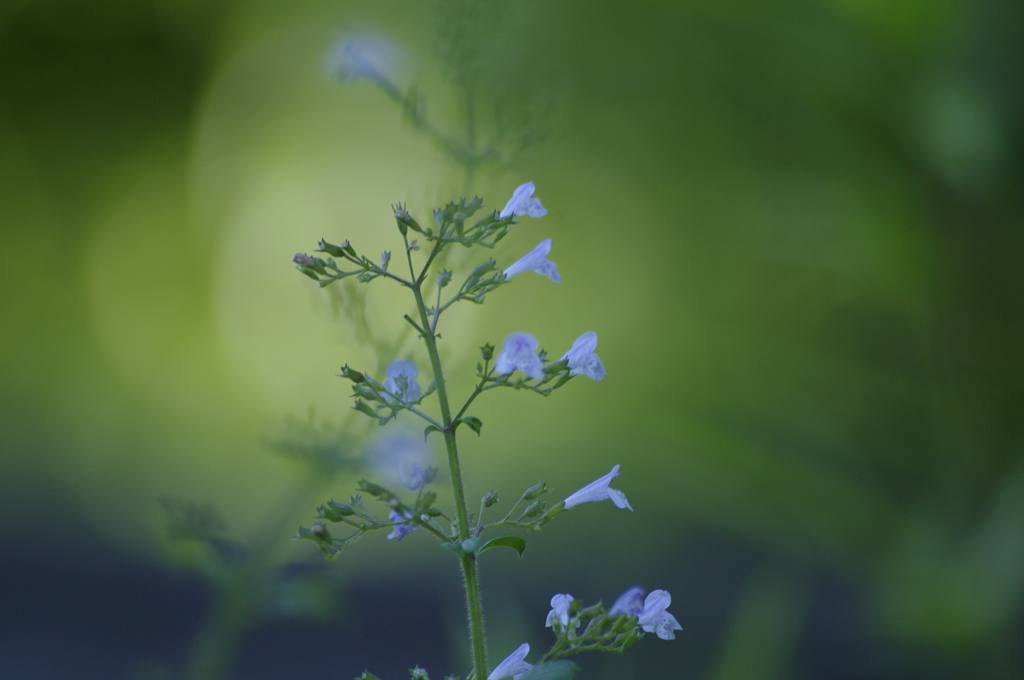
424, 424, 442, 441
457, 416, 483, 435
477, 535, 527, 559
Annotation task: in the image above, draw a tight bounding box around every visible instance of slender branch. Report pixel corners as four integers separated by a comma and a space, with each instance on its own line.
454, 361, 491, 423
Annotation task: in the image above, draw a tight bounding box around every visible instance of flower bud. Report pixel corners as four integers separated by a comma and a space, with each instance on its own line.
480, 343, 494, 361
311, 522, 329, 538
437, 269, 453, 288
394, 208, 410, 236
482, 490, 499, 508
340, 364, 365, 383
393, 205, 423, 233
319, 239, 355, 257
293, 253, 317, 268
523, 481, 548, 500
523, 500, 545, 517
327, 500, 356, 516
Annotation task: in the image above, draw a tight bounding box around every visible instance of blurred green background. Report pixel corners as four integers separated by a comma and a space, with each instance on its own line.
1, 0, 1021, 679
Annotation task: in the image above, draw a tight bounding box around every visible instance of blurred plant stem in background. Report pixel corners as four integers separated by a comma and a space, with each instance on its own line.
160, 414, 357, 680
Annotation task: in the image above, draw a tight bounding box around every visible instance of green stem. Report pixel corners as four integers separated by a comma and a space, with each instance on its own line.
411, 282, 487, 680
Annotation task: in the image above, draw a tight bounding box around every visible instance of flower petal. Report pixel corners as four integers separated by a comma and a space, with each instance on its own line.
488, 642, 532, 680
504, 239, 560, 282
546, 593, 574, 629
563, 464, 621, 509
494, 333, 544, 379
609, 586, 645, 617
500, 182, 547, 219
607, 487, 633, 511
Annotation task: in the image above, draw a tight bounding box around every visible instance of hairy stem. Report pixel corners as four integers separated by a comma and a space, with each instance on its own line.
411, 283, 487, 679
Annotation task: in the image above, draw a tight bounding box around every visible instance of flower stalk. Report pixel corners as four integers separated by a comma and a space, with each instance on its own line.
411, 275, 488, 679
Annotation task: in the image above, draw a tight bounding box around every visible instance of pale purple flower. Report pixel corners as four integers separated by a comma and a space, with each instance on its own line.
560, 331, 605, 381
383, 358, 421, 404
504, 238, 561, 282
563, 464, 632, 511
494, 333, 544, 380
637, 589, 682, 640
545, 593, 575, 630
500, 182, 547, 219
609, 586, 645, 617
326, 31, 408, 84
386, 509, 417, 541
488, 642, 532, 680
368, 431, 436, 491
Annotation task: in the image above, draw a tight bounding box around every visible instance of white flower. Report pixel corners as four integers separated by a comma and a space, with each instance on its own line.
500, 181, 547, 219
545, 593, 575, 630
563, 464, 632, 511
326, 30, 407, 84
609, 586, 645, 617
488, 642, 532, 680
494, 333, 544, 380
504, 238, 561, 282
560, 331, 605, 381
383, 359, 421, 404
637, 590, 682, 640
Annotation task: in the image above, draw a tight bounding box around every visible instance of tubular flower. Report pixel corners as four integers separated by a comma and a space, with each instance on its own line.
326, 30, 407, 84
386, 510, 417, 541
383, 358, 421, 404
563, 464, 632, 511
637, 589, 683, 640
494, 333, 544, 380
500, 182, 547, 219
545, 593, 575, 630
487, 642, 532, 680
609, 586, 646, 617
560, 331, 605, 381
504, 238, 561, 282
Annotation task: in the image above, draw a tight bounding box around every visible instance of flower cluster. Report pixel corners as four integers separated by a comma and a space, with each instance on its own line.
294, 180, 678, 680
610, 587, 683, 640
490, 585, 681, 679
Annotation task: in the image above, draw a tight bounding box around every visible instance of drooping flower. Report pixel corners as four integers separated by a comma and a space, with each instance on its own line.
488, 642, 532, 680
386, 509, 417, 541
563, 464, 633, 511
545, 593, 575, 630
637, 589, 682, 640
609, 586, 646, 617
383, 358, 421, 404
494, 333, 544, 380
504, 239, 561, 282
500, 182, 547, 219
560, 331, 605, 381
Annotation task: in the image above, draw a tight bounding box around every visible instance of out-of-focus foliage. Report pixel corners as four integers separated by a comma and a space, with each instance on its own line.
0, 0, 1020, 679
